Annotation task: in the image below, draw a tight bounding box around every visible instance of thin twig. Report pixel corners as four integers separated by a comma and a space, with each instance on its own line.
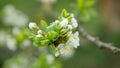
78, 26, 120, 54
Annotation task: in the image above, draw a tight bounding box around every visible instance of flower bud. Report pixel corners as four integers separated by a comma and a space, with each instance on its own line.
29, 22, 38, 29
37, 30, 42, 34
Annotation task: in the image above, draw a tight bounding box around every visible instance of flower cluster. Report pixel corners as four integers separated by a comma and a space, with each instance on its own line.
29, 9, 80, 56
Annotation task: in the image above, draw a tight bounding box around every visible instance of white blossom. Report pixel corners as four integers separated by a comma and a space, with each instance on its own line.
66, 32, 80, 48
67, 25, 72, 30
54, 20, 59, 23
55, 43, 73, 57
61, 49, 75, 59
29, 22, 38, 29
37, 30, 42, 34
55, 44, 64, 56
55, 32, 80, 57
71, 18, 78, 28
60, 19, 68, 27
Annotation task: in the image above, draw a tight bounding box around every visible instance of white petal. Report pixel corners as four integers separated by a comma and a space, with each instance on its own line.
67, 25, 72, 30
29, 22, 37, 29
60, 19, 68, 27
55, 51, 60, 57
54, 20, 59, 23
71, 18, 78, 28
56, 43, 64, 49
73, 32, 80, 48
37, 30, 42, 34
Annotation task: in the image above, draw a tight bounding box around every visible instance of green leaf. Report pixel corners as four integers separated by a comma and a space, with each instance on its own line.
61, 9, 71, 18
40, 20, 48, 31
85, 0, 96, 8
33, 36, 42, 46
49, 44, 56, 54
47, 30, 58, 41
40, 39, 49, 46
33, 41, 40, 46
77, 0, 84, 11
61, 9, 67, 18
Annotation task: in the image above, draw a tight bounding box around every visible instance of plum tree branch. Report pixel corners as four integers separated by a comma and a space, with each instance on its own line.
78, 26, 120, 54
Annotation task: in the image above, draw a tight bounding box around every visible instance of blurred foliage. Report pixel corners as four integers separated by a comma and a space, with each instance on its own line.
78, 0, 97, 22
3, 54, 61, 68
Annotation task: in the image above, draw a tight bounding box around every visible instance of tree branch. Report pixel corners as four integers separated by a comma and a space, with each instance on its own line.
78, 26, 120, 54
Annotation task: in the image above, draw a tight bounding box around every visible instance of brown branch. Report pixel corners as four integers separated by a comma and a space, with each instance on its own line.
78, 27, 120, 54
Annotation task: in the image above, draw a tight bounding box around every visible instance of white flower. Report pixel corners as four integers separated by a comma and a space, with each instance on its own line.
66, 31, 80, 49
55, 44, 64, 56
36, 34, 43, 38
60, 19, 68, 27
54, 20, 59, 23
29, 22, 38, 29
37, 30, 42, 34
71, 18, 78, 28
55, 32, 80, 57
55, 43, 74, 57
61, 49, 75, 59
67, 25, 72, 30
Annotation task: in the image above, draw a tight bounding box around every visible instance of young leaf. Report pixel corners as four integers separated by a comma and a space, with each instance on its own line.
49, 44, 56, 54
40, 39, 49, 46
61, 9, 67, 18
40, 20, 48, 31
47, 30, 58, 41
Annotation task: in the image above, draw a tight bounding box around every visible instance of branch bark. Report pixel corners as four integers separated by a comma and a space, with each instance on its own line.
78, 26, 120, 54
